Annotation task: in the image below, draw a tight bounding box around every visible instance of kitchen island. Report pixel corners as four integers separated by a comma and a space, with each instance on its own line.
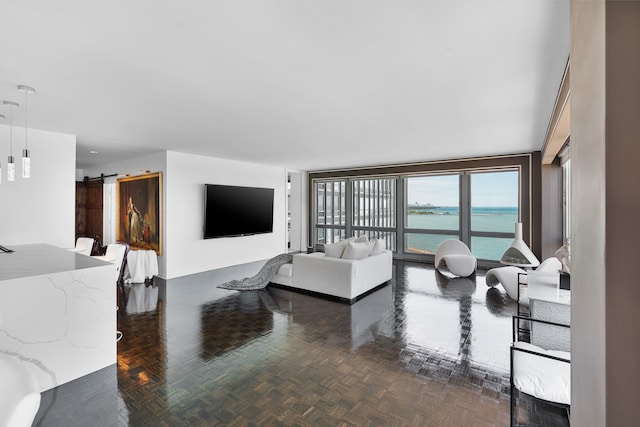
0, 244, 117, 391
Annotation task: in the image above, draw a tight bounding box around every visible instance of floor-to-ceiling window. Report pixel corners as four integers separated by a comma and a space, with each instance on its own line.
352, 177, 397, 251
309, 155, 535, 266
469, 170, 519, 261
314, 177, 397, 250
315, 180, 347, 245
402, 170, 519, 261
404, 174, 460, 255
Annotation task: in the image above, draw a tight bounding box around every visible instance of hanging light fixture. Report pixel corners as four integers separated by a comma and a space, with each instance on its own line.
18, 85, 35, 178
0, 113, 4, 184
2, 100, 19, 182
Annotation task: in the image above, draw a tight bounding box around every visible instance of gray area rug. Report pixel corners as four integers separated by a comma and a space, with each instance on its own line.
217, 253, 293, 291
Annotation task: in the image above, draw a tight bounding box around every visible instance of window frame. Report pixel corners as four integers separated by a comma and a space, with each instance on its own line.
308, 154, 537, 268
560, 146, 571, 245
401, 168, 520, 261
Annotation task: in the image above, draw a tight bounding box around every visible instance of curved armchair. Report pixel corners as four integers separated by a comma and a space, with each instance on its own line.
485, 266, 527, 304
434, 239, 477, 277
486, 257, 562, 306
0, 357, 41, 427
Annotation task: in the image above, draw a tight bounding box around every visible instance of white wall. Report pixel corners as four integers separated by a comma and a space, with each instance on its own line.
165, 151, 287, 279
602, 3, 640, 424
569, 1, 640, 424
570, 1, 606, 425
287, 171, 307, 252
0, 125, 75, 248
85, 151, 288, 280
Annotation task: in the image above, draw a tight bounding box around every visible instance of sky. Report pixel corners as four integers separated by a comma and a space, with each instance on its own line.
407, 171, 518, 207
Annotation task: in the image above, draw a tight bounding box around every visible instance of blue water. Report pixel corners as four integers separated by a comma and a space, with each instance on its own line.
408, 206, 516, 216
406, 206, 517, 259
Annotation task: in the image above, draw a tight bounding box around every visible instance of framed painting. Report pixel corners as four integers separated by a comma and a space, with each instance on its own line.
116, 172, 163, 255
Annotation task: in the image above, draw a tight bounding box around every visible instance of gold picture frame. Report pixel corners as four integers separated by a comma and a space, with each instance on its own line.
116, 172, 163, 255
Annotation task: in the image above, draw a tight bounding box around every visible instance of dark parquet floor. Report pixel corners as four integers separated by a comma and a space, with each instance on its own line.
33, 260, 569, 426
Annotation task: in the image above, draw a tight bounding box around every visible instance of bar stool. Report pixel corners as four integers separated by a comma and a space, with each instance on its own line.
69, 237, 94, 256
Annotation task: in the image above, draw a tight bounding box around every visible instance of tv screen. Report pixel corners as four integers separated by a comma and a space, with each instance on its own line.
204, 184, 274, 239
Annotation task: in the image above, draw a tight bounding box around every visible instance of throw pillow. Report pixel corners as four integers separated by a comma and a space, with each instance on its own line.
342, 241, 371, 260
324, 237, 355, 258
354, 235, 369, 243
324, 241, 347, 258
369, 239, 386, 256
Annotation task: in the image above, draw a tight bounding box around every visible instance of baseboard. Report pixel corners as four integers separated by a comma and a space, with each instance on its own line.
267, 280, 391, 305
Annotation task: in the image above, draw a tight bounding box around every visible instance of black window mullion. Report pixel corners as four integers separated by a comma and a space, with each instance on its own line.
397, 177, 405, 253
345, 179, 352, 238
460, 173, 471, 247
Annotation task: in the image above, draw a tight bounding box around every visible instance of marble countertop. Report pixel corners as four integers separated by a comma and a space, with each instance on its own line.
0, 243, 112, 282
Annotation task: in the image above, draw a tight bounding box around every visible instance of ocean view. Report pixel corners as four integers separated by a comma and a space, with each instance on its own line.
406, 206, 517, 260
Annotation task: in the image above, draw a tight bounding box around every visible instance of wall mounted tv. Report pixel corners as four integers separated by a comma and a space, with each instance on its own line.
204, 184, 274, 239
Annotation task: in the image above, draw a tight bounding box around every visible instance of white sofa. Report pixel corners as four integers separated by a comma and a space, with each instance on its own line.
271, 249, 393, 303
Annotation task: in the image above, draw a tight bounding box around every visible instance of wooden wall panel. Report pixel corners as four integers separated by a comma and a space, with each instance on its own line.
75, 181, 103, 245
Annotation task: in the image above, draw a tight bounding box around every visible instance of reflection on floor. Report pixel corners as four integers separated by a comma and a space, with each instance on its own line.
124, 282, 160, 314
33, 260, 569, 426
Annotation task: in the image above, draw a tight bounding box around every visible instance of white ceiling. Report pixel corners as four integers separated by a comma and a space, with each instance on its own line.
0, 1, 569, 172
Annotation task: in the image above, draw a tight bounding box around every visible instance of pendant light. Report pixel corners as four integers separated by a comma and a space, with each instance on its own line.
18, 85, 35, 178
2, 100, 19, 182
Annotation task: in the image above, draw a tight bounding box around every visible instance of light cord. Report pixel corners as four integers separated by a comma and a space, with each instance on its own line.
9, 104, 13, 157
24, 90, 28, 150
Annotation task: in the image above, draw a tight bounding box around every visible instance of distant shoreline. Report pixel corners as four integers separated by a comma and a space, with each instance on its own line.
408, 206, 517, 216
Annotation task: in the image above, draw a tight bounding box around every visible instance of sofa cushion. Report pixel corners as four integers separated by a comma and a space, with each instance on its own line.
342, 241, 371, 260
325, 239, 349, 258
325, 237, 361, 258
513, 341, 570, 405
369, 239, 386, 256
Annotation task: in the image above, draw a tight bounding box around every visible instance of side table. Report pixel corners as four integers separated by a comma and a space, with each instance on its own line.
527, 271, 570, 351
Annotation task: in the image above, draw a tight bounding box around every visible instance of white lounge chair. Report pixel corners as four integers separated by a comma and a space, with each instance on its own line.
485, 257, 562, 304
434, 239, 477, 277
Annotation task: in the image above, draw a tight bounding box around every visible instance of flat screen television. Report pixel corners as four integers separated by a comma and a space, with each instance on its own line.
204, 184, 274, 239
